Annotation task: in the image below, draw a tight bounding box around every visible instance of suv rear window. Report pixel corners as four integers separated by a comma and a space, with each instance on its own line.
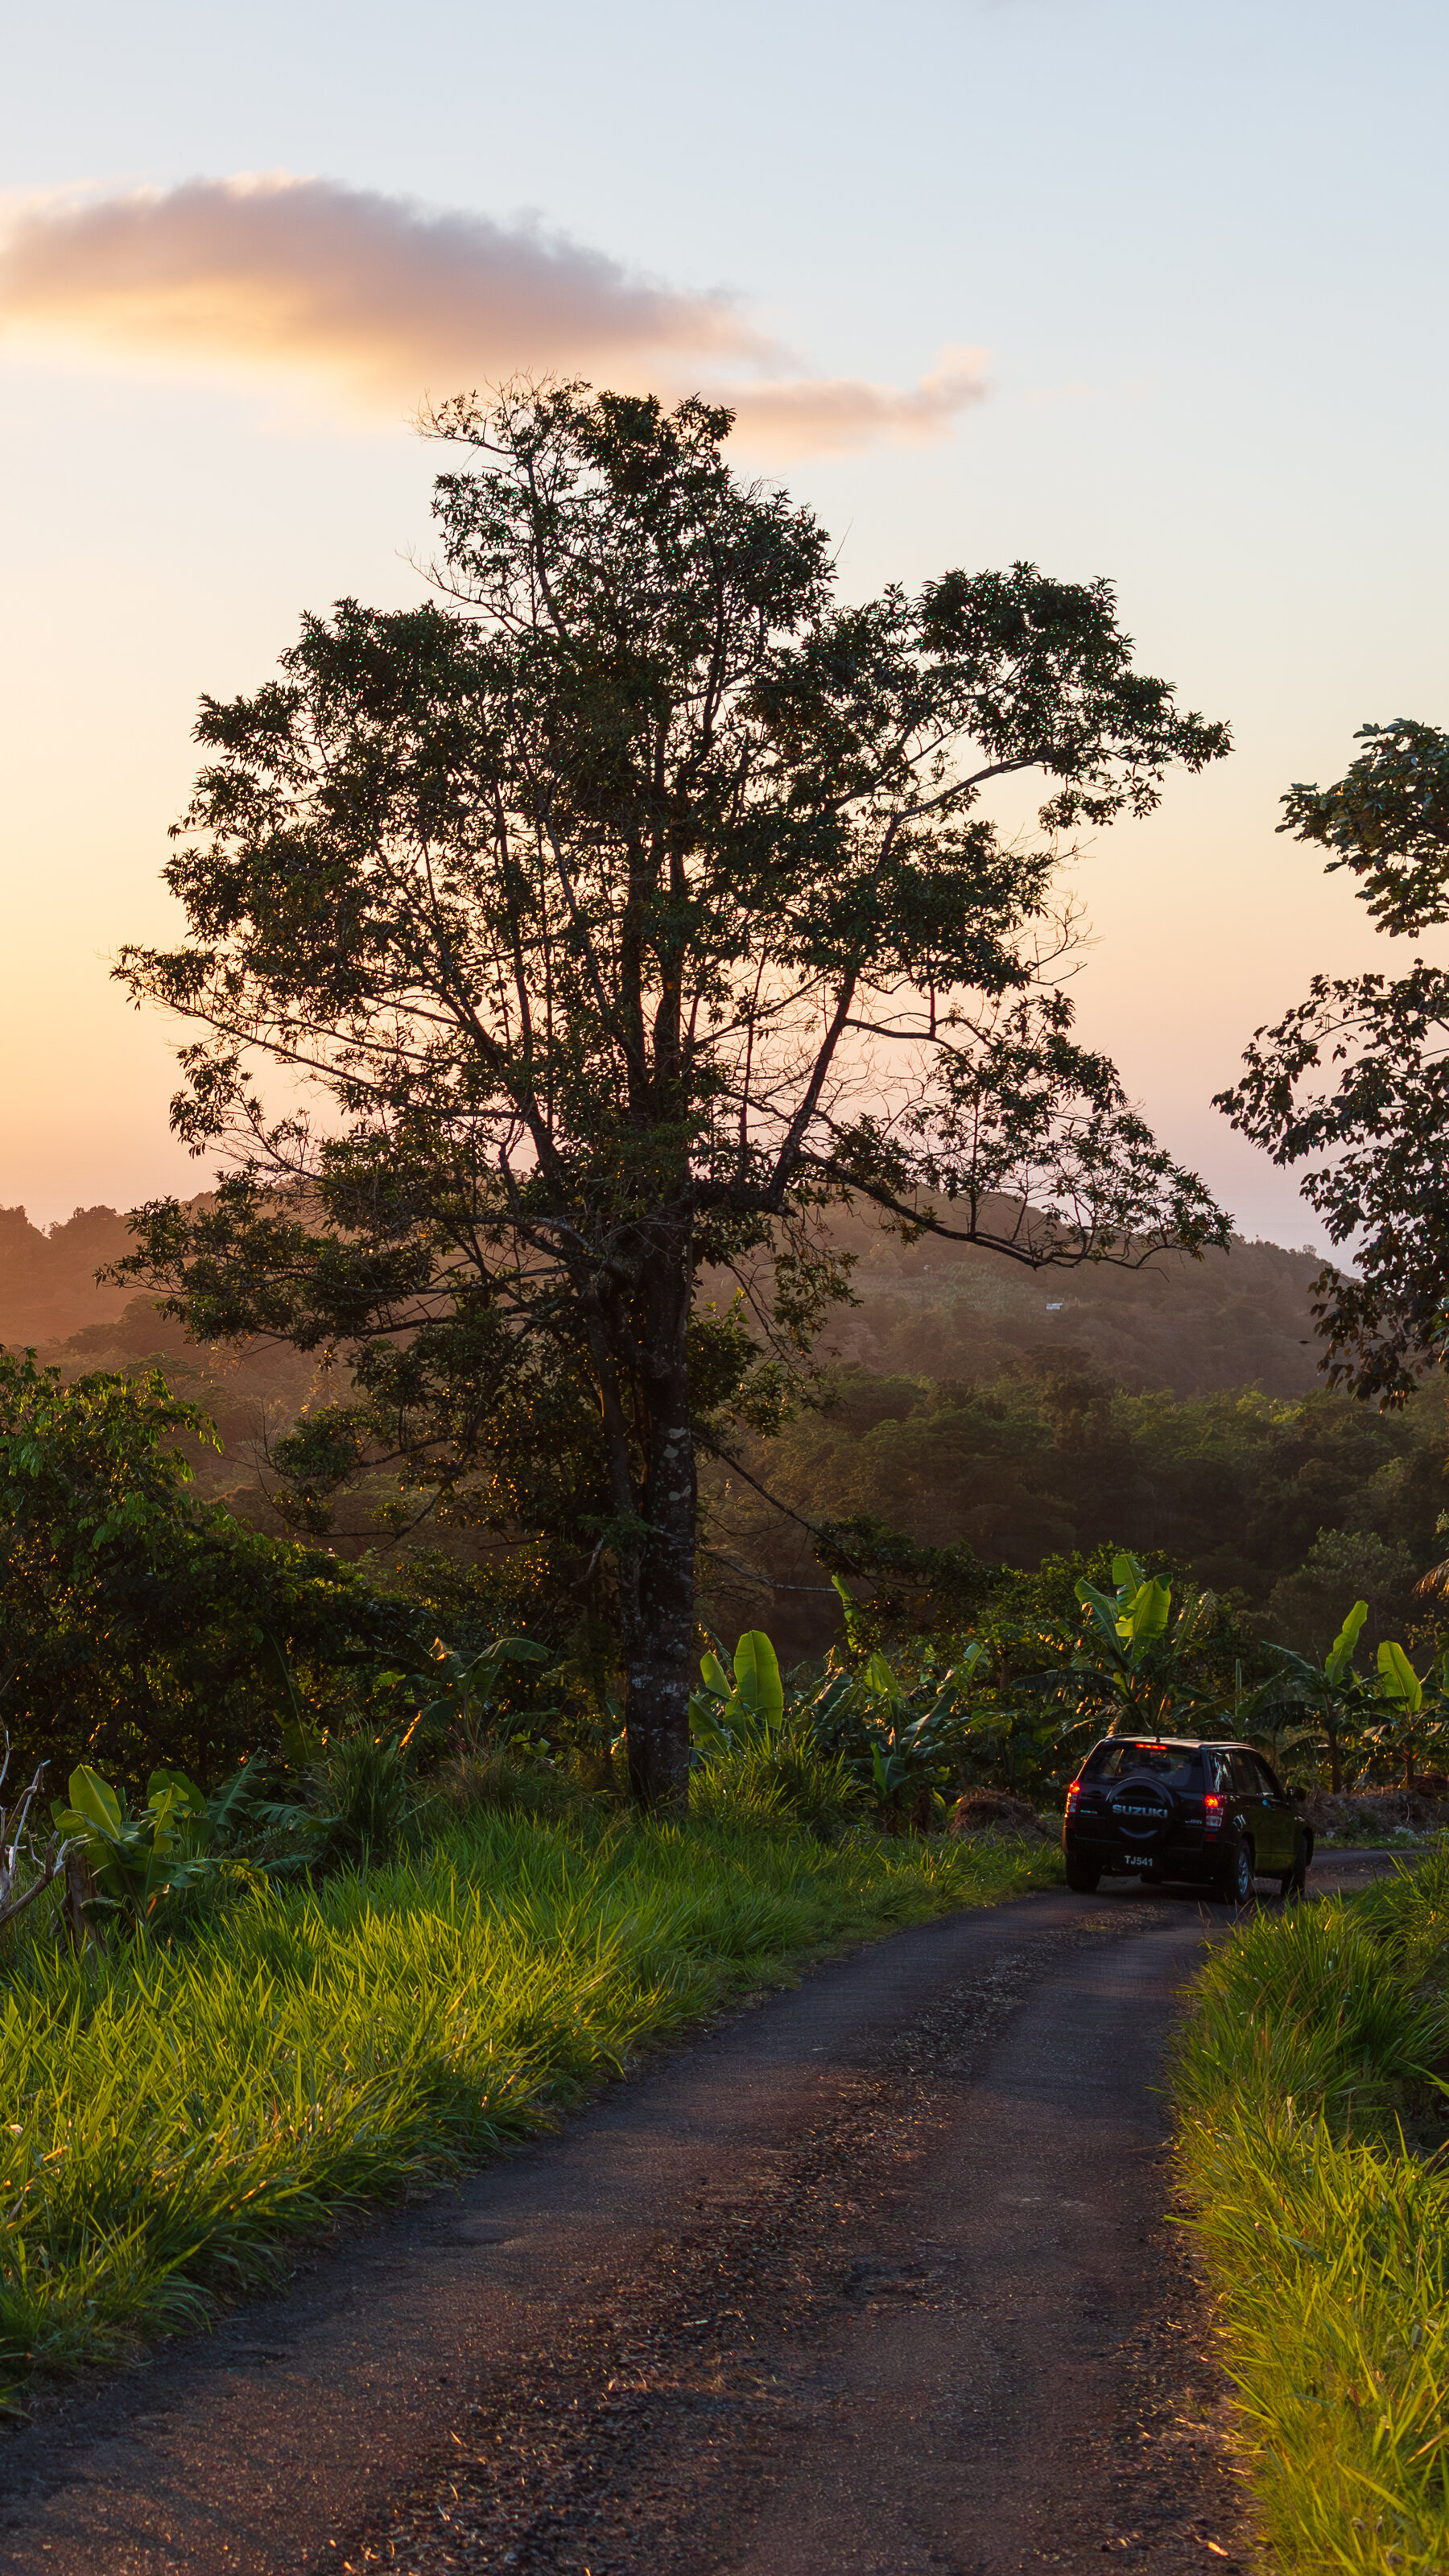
1084, 1742, 1204, 1790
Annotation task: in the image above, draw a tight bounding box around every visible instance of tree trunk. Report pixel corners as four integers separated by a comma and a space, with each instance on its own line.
1327, 1719, 1343, 1795
622, 1225, 697, 1812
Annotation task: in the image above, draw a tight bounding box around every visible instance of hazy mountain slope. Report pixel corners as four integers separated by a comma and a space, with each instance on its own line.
818, 1210, 1331, 1401
4, 1195, 1331, 1402
0, 1205, 136, 1344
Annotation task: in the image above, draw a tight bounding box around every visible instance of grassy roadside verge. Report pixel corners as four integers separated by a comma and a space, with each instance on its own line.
1171, 1847, 1449, 2574
0, 1807, 1057, 2396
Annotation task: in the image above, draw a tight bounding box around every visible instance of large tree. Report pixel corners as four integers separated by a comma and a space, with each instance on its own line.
118, 385, 1229, 1804
1218, 719, 1449, 1406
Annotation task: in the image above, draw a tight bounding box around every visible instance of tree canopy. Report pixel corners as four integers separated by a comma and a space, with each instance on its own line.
117, 383, 1230, 1802
1218, 720, 1449, 1405
0, 1353, 416, 1791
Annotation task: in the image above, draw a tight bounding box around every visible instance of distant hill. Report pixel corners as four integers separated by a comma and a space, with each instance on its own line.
3, 1195, 1333, 1398
0, 1205, 136, 1346
819, 1207, 1331, 1401
0, 1206, 320, 1533
7, 1191, 1436, 1674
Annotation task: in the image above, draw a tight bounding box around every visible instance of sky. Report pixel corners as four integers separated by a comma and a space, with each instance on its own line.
2, 0, 1446, 1246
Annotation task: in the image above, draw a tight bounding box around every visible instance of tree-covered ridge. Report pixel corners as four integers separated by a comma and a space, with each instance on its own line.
11, 1215, 1427, 1690
711, 1363, 1447, 1664
802, 1202, 1332, 1398
0, 1204, 134, 1345
3, 1197, 1329, 1404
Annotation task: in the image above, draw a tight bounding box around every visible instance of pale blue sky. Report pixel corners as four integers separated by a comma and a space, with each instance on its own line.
2, 0, 1446, 1240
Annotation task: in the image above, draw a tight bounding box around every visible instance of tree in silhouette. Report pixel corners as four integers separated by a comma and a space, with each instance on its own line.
1220, 720, 1449, 1406
118, 386, 1229, 1804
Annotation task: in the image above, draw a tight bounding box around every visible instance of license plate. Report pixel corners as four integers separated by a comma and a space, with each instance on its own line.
1121, 1855, 1152, 1868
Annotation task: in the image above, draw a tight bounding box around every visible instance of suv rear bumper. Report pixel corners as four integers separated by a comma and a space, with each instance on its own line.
1063, 1824, 1224, 1885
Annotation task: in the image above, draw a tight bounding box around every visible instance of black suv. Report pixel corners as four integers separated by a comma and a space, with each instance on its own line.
1062, 1737, 1313, 1901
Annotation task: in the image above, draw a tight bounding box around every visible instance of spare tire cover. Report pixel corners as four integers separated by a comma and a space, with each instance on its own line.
1108, 1781, 1173, 1844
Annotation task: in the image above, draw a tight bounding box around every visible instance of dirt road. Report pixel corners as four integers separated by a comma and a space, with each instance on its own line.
0, 1858, 1392, 2575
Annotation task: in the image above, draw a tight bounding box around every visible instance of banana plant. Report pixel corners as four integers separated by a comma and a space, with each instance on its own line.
50, 1764, 225, 1930
1257, 1600, 1372, 1791
956, 1686, 1091, 1796
400, 1633, 554, 1755
689, 1629, 785, 1753
851, 1642, 988, 1826
1368, 1639, 1449, 1785
828, 1611, 993, 1825
1068, 1554, 1220, 1734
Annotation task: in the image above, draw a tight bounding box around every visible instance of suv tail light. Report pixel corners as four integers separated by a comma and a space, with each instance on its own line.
1065, 1777, 1083, 1817
1203, 1790, 1224, 1838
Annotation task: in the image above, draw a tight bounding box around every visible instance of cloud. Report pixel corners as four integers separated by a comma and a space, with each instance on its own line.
0, 174, 986, 453
0, 174, 764, 395
724, 348, 988, 456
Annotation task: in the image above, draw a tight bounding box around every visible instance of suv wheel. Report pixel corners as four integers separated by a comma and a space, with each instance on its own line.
1279, 1835, 1308, 1901
1219, 1836, 1254, 1905
1065, 1855, 1101, 1893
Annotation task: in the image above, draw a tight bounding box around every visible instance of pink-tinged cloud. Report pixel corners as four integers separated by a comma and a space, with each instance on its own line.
0, 175, 763, 390
0, 175, 987, 453
724, 348, 988, 456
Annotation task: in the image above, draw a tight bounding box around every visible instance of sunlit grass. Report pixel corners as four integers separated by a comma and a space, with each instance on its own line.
0, 1807, 1057, 2393
1173, 1852, 1449, 2574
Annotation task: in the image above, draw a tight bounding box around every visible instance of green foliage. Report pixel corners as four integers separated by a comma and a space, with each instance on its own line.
689, 1628, 865, 1838
807, 1513, 990, 1653
1258, 1601, 1375, 1790
798, 1616, 999, 1821
1330, 1598, 1371, 1684
0, 1802, 1057, 2391
690, 1737, 865, 1843
1366, 1641, 1449, 1785
1173, 1855, 1449, 2572
1265, 1529, 1422, 1669
402, 1633, 555, 1755
302, 1732, 416, 1869
0, 1353, 427, 1794
689, 1563, 1296, 1827
440, 1746, 588, 1824
1220, 718, 1449, 1403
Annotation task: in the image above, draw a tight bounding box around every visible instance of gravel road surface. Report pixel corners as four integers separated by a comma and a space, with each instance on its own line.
0, 1854, 1396, 2576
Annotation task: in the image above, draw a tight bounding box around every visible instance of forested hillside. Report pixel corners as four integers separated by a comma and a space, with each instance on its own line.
812, 1204, 1331, 1399
8, 1195, 1445, 1674
0, 1204, 135, 1344
0, 1205, 322, 1528
707, 1365, 1447, 1663
696, 1213, 1449, 1663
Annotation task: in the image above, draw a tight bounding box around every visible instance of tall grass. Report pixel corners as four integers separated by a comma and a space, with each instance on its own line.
1173, 1851, 1449, 2574
0, 1806, 1055, 2394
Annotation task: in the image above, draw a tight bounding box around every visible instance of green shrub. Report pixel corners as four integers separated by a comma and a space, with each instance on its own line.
693, 1740, 865, 1843
303, 1732, 417, 1868
440, 1747, 586, 1823
0, 1354, 427, 1794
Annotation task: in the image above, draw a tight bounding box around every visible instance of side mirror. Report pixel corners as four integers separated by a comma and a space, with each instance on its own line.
1285, 1784, 1305, 1803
